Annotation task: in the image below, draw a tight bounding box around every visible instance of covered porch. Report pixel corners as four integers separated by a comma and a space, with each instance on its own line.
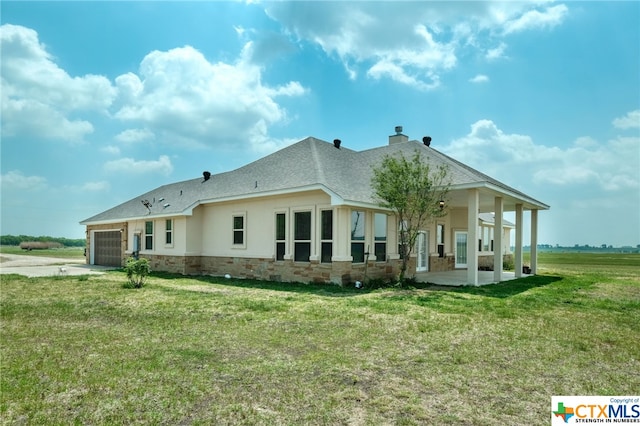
444, 184, 549, 286
415, 269, 530, 286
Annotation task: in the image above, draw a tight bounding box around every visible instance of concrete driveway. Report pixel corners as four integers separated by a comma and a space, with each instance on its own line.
0, 253, 116, 278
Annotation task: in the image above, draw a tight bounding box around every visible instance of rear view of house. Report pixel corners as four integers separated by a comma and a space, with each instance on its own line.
81, 128, 548, 285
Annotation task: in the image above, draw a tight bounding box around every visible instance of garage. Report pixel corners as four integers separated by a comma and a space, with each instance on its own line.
93, 231, 122, 266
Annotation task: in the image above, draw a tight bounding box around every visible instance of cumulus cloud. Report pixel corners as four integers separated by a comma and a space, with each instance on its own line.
115, 128, 155, 144
443, 120, 638, 192
0, 24, 116, 142
469, 74, 489, 83
486, 42, 507, 60
502, 4, 568, 35
264, 2, 568, 90
112, 43, 306, 151
0, 170, 47, 191
104, 155, 173, 176
613, 110, 640, 130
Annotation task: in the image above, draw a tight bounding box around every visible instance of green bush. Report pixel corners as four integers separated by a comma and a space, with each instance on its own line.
123, 258, 150, 288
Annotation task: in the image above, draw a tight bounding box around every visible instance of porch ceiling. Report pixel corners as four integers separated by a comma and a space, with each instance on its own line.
445, 185, 548, 212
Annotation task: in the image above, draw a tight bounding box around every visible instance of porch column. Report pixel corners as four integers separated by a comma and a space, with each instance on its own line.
467, 189, 479, 286
332, 207, 351, 261
493, 197, 504, 283
530, 209, 538, 274
515, 203, 523, 278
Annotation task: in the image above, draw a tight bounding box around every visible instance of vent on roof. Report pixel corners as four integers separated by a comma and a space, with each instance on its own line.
203, 171, 211, 182
422, 136, 432, 147
395, 126, 403, 134
333, 139, 341, 149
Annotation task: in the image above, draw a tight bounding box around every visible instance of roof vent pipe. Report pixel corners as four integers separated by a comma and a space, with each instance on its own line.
333, 139, 341, 149
203, 171, 211, 182
395, 126, 403, 134
422, 136, 432, 147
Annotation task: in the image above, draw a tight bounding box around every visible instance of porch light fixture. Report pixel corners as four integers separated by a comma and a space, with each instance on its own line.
439, 200, 445, 210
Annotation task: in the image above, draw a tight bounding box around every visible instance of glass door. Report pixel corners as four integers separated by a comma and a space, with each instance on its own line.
455, 231, 468, 268
416, 231, 429, 272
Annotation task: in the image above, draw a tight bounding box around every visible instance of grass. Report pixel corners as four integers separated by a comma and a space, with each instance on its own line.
0, 245, 85, 259
1, 253, 639, 425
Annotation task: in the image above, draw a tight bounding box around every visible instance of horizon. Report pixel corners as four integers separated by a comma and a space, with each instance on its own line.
1, 1, 638, 246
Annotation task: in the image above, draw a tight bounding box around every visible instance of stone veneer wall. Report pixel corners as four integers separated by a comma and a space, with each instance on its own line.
429, 255, 455, 272
140, 254, 403, 285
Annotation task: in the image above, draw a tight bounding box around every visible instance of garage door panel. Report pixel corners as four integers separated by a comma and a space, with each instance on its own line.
94, 231, 121, 266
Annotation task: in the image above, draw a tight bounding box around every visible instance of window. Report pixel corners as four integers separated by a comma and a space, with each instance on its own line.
275, 213, 286, 261
437, 223, 445, 257
321, 210, 333, 263
233, 214, 245, 246
165, 219, 173, 245
294, 211, 311, 262
374, 213, 387, 262
145, 221, 153, 250
351, 210, 365, 263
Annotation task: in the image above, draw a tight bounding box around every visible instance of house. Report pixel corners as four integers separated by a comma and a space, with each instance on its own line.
80, 127, 549, 285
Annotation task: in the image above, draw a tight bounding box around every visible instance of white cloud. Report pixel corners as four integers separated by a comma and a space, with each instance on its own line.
113, 43, 306, 152
101, 145, 121, 155
444, 120, 639, 192
486, 42, 507, 60
104, 155, 173, 176
0, 170, 47, 191
0, 24, 116, 142
503, 4, 568, 35
613, 110, 640, 130
265, 2, 568, 90
469, 74, 489, 83
115, 128, 155, 144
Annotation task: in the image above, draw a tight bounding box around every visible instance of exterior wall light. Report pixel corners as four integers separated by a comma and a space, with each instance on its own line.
439, 200, 445, 210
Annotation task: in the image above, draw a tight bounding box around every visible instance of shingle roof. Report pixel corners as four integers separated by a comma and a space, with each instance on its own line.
81, 137, 548, 224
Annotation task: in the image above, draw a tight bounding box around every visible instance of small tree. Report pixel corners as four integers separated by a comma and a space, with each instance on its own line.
124, 257, 150, 288
371, 150, 450, 284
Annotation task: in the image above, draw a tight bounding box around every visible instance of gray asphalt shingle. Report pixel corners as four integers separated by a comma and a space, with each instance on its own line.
81, 137, 545, 224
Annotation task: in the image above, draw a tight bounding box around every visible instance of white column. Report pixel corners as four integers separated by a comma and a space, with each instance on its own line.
467, 189, 479, 286
530, 209, 538, 275
493, 197, 504, 283
515, 204, 523, 278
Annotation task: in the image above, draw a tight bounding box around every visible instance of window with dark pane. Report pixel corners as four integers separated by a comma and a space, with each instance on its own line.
321, 210, 333, 263
275, 213, 286, 261
294, 211, 311, 262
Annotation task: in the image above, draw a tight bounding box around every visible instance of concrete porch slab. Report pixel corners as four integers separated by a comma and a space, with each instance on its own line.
415, 270, 528, 286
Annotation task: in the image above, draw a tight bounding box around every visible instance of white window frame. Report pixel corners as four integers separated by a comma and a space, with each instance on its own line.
232, 212, 247, 249
165, 219, 174, 247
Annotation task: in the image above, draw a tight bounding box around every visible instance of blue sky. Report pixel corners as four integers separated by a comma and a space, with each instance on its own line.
1, 1, 639, 246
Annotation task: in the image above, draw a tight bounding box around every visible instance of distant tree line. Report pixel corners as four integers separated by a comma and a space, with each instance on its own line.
522, 244, 639, 253
0, 235, 86, 247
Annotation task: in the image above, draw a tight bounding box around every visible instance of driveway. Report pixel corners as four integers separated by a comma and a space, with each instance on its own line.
0, 253, 116, 278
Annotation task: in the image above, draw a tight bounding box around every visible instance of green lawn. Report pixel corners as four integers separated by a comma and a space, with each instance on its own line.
1, 254, 639, 425
0, 245, 85, 259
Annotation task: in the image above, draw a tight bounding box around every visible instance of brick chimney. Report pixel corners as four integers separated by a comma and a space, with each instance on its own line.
389, 126, 409, 145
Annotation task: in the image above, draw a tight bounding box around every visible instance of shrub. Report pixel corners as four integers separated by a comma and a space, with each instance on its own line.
19, 241, 63, 250
123, 258, 150, 288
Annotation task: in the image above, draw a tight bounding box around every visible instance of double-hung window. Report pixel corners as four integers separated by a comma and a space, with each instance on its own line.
294, 211, 311, 262
165, 219, 173, 246
233, 214, 246, 246
145, 220, 153, 250
351, 210, 365, 263
374, 213, 387, 262
320, 210, 333, 263
275, 213, 286, 261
